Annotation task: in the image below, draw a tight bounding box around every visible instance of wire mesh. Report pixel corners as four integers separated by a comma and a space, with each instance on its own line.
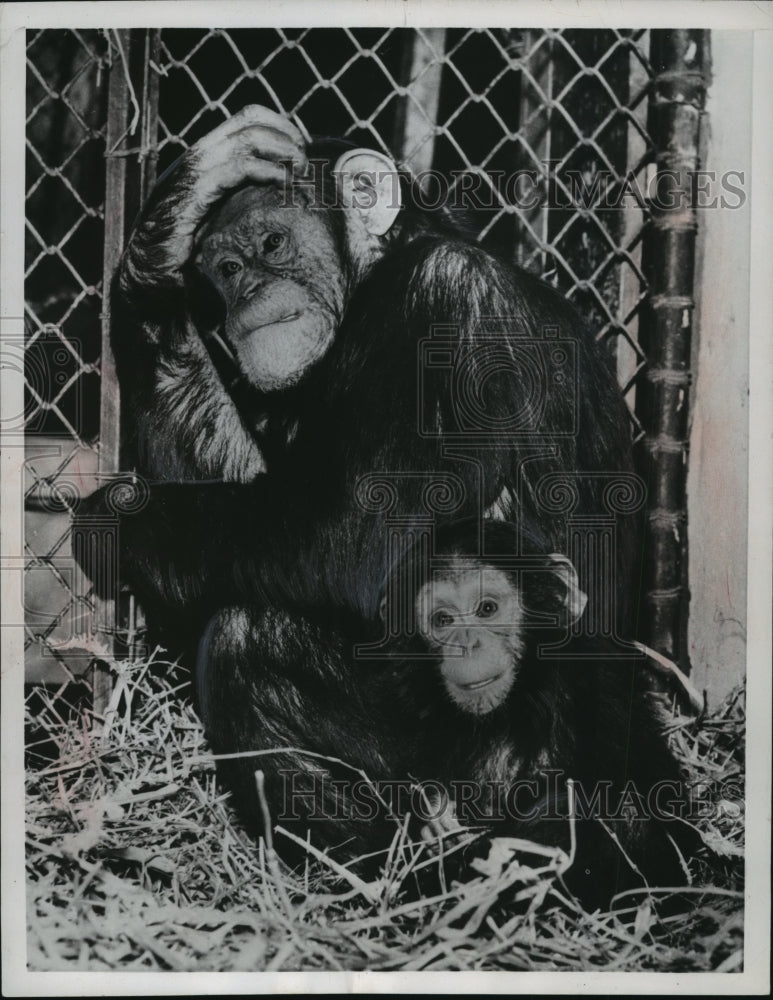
24, 28, 112, 694
24, 26, 664, 689
153, 27, 655, 421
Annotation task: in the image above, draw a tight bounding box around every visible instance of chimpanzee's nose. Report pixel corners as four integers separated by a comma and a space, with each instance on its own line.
459, 628, 481, 652
239, 270, 264, 301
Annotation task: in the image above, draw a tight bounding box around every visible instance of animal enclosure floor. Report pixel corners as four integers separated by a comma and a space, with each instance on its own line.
24, 649, 744, 973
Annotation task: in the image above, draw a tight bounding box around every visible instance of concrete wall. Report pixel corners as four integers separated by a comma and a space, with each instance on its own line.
687, 32, 752, 704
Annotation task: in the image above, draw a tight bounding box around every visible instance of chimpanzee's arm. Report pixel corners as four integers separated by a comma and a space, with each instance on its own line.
116, 105, 306, 309
111, 106, 307, 478
77, 236, 635, 622
74, 481, 306, 613
73, 473, 376, 623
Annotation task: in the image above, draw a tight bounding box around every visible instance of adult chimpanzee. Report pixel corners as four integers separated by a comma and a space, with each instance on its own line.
76, 106, 640, 866
377, 518, 694, 908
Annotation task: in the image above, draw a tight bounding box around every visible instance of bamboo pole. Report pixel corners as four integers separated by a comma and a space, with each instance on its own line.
635, 29, 709, 670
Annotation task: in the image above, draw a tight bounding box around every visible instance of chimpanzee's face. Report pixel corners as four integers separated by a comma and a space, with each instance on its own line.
416, 562, 526, 716
195, 185, 348, 392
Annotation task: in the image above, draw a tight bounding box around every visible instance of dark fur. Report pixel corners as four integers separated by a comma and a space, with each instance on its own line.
378, 520, 696, 908
75, 134, 642, 877
88, 228, 636, 619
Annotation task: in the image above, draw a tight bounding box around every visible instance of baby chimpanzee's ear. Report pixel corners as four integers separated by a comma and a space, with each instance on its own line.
334, 148, 402, 237
545, 553, 588, 622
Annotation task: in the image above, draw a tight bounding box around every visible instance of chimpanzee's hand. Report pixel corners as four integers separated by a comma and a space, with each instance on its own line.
118, 105, 308, 293
419, 788, 462, 843
71, 481, 278, 613
71, 479, 180, 607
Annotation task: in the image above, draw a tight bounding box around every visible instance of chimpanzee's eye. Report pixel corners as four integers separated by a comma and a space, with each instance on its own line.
432, 609, 454, 629
219, 259, 242, 278
476, 599, 498, 619
263, 232, 285, 254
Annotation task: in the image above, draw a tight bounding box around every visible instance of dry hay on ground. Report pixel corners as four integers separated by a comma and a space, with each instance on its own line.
24, 650, 745, 972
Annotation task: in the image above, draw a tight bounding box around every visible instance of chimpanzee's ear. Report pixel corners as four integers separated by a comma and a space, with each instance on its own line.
334, 148, 402, 236
546, 554, 587, 622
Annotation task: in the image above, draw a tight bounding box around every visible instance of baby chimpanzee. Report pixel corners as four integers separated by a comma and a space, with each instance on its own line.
377, 518, 696, 909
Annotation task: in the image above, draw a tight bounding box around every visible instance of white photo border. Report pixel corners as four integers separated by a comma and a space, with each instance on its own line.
2, 2, 771, 995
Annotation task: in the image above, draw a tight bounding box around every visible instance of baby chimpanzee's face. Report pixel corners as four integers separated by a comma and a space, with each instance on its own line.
415, 562, 525, 715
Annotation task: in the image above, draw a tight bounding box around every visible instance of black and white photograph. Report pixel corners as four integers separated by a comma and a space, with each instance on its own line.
2, 1, 771, 994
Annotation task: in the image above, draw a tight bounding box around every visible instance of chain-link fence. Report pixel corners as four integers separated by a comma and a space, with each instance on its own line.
23, 27, 706, 716
24, 29, 111, 736
152, 28, 654, 411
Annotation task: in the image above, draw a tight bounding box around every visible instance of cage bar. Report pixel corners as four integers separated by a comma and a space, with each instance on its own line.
92, 29, 160, 717
392, 29, 447, 172
635, 29, 708, 669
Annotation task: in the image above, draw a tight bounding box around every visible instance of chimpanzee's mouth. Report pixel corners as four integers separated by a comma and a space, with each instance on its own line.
460, 672, 503, 691
254, 311, 302, 330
